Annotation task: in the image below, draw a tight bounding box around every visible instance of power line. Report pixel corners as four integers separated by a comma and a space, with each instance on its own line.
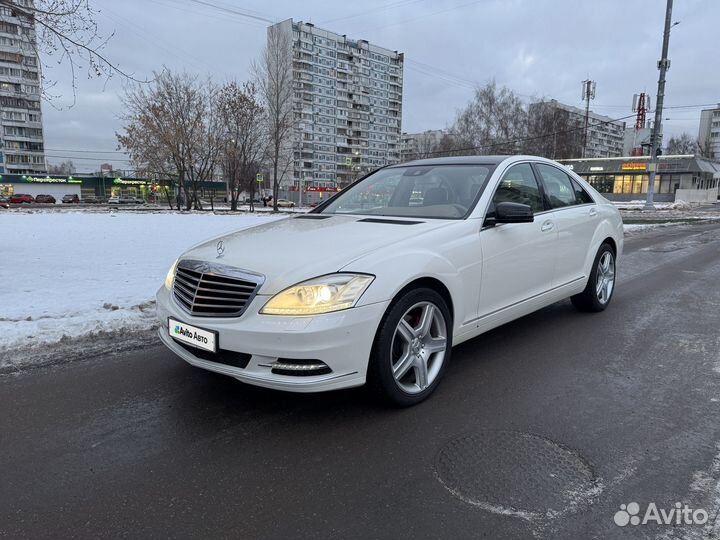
45, 154, 133, 162
405, 61, 475, 90
143, 0, 268, 28
181, 0, 276, 24
355, 0, 486, 33
98, 4, 223, 75
663, 103, 718, 110
405, 63, 475, 91
320, 0, 428, 25
45, 148, 128, 154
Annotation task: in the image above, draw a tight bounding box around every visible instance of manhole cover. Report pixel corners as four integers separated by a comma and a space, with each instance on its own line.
435, 430, 600, 519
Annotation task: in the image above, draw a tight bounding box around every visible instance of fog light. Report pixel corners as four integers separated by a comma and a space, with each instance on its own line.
270, 359, 331, 376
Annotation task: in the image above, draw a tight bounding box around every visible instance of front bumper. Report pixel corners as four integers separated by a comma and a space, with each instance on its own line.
156, 286, 389, 393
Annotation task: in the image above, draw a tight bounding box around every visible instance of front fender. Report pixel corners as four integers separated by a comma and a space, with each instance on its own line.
341, 249, 468, 334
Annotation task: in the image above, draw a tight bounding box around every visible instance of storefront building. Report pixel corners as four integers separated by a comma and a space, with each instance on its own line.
0, 174, 228, 202
558, 155, 720, 202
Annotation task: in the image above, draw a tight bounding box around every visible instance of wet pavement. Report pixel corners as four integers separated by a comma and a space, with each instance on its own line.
3, 222, 720, 539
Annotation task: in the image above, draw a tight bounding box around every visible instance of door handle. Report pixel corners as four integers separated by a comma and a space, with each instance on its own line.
589, 208, 598, 217
541, 220, 554, 232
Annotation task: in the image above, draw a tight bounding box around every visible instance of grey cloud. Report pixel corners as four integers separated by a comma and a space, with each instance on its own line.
42, 0, 719, 171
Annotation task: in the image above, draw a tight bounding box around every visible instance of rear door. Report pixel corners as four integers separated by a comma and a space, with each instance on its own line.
478, 163, 557, 317
533, 163, 600, 287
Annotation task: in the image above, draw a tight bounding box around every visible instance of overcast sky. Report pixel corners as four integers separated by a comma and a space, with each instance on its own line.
40, 0, 720, 172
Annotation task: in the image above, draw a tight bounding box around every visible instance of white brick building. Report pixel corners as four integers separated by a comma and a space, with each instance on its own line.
270, 19, 403, 188
698, 105, 720, 159
0, 0, 45, 174
530, 99, 626, 158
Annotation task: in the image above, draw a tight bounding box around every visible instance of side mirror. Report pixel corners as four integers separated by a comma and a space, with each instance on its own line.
484, 202, 534, 227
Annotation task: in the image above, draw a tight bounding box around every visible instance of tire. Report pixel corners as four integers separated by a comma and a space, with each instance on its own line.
368, 288, 452, 407
571, 242, 616, 312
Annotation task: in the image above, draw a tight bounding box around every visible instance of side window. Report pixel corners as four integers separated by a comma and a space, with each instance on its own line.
570, 177, 594, 204
490, 163, 544, 213
535, 163, 577, 208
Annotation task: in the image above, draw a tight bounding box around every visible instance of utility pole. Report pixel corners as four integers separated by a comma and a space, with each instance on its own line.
645, 0, 675, 210
581, 80, 596, 158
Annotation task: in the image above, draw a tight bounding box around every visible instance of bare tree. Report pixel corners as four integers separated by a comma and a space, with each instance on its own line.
697, 138, 712, 158
217, 81, 266, 211
452, 80, 527, 155
665, 132, 699, 155
410, 131, 441, 160
431, 132, 471, 157
524, 100, 583, 159
0, 0, 145, 105
253, 24, 294, 212
117, 69, 221, 211
47, 159, 75, 174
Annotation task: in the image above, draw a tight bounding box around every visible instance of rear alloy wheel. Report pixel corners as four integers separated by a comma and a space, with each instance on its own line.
571, 243, 616, 312
369, 288, 452, 406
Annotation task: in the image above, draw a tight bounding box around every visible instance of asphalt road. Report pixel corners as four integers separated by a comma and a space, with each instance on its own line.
3, 222, 720, 539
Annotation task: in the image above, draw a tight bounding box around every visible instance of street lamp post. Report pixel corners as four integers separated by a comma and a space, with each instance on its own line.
644, 0, 676, 210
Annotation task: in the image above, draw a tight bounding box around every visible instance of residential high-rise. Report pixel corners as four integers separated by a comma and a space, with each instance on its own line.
0, 0, 44, 174
698, 105, 720, 159
271, 19, 403, 188
529, 99, 626, 158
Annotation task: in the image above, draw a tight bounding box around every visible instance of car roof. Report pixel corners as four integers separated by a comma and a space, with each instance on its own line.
387, 155, 561, 168
389, 155, 511, 167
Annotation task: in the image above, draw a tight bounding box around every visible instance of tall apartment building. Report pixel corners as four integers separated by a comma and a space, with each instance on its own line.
0, 0, 44, 174
271, 19, 403, 188
698, 105, 720, 159
531, 99, 626, 158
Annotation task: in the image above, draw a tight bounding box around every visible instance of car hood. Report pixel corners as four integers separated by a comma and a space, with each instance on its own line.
180, 214, 454, 294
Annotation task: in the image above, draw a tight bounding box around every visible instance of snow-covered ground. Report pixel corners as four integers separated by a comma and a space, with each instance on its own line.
0, 208, 715, 370
613, 200, 693, 210
0, 210, 283, 370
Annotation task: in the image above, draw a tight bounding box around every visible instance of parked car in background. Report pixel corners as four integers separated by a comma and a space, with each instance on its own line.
0, 196, 8, 209
9, 194, 34, 204
276, 198, 295, 208
62, 194, 80, 204
35, 194, 56, 204
83, 196, 106, 204
118, 196, 145, 204
108, 196, 120, 204
157, 155, 623, 406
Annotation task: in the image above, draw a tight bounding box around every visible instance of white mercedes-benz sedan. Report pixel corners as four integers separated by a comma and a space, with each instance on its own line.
156, 156, 623, 406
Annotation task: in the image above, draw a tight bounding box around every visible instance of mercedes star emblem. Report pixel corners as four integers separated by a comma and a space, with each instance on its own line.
216, 240, 225, 258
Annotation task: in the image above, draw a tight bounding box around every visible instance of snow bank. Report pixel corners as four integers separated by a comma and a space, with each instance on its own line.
0, 211, 283, 370
613, 199, 706, 211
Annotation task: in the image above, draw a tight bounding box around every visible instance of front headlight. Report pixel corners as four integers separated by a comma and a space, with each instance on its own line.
260, 273, 374, 316
164, 259, 179, 289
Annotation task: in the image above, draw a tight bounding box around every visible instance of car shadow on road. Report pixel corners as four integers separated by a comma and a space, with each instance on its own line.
164, 299, 583, 430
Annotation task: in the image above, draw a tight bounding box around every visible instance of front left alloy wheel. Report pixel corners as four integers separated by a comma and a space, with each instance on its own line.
369, 288, 452, 406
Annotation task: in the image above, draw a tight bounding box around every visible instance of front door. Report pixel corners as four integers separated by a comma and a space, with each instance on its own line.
478, 163, 558, 318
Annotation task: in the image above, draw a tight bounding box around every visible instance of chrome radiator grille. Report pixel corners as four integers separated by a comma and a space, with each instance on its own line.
172, 260, 263, 318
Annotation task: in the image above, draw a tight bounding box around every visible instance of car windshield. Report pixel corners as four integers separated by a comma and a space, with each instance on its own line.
317, 164, 495, 219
